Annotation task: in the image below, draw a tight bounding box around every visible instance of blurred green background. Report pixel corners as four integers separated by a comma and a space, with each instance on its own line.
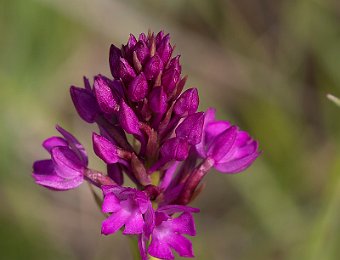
1, 0, 340, 259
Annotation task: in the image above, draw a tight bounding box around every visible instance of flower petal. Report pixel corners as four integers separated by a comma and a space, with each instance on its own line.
171, 213, 196, 236
166, 233, 194, 258
207, 126, 237, 162
123, 211, 144, 234
101, 210, 129, 235
102, 193, 121, 213
214, 151, 260, 174
51, 146, 84, 178
42, 137, 68, 153
33, 173, 83, 191
56, 125, 88, 166
33, 159, 54, 175
148, 236, 174, 260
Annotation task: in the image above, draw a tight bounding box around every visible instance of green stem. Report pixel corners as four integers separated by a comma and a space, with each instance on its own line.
128, 236, 141, 260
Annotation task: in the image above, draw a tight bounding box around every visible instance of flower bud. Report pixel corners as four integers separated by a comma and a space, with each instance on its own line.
173, 88, 199, 117
127, 73, 149, 102
118, 57, 136, 82
126, 34, 137, 52
109, 44, 122, 79
144, 54, 163, 80
93, 133, 119, 164
168, 56, 181, 73
94, 75, 119, 114
155, 30, 165, 46
118, 100, 141, 136
149, 86, 167, 114
176, 112, 204, 145
70, 86, 99, 123
162, 67, 180, 95
160, 137, 189, 161
157, 34, 172, 64
139, 32, 147, 42
134, 41, 150, 65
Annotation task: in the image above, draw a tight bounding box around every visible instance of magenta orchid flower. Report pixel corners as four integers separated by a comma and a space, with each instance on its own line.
32, 125, 87, 190
32, 31, 260, 259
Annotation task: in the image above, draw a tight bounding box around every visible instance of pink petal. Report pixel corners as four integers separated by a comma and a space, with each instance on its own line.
42, 137, 68, 153
101, 210, 129, 235
56, 125, 88, 166
170, 213, 196, 236
148, 236, 174, 260
215, 152, 260, 174
205, 120, 231, 144
51, 147, 84, 178
102, 193, 121, 213
207, 126, 237, 162
166, 233, 194, 258
33, 173, 83, 191
123, 211, 144, 234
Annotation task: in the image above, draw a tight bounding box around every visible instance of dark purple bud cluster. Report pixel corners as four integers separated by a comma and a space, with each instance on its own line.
32, 31, 260, 260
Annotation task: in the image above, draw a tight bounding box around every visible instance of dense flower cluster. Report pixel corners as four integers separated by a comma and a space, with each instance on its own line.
32, 31, 260, 259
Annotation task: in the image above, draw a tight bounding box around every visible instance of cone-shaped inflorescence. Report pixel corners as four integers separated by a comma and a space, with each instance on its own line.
32, 31, 260, 260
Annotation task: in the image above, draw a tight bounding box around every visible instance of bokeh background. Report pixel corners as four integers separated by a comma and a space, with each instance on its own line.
1, 0, 340, 259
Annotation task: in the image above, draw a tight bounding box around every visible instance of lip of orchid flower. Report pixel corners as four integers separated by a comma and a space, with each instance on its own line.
139, 205, 199, 260
101, 186, 153, 236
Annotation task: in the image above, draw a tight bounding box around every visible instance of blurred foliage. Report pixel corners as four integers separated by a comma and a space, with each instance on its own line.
1, 0, 340, 259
